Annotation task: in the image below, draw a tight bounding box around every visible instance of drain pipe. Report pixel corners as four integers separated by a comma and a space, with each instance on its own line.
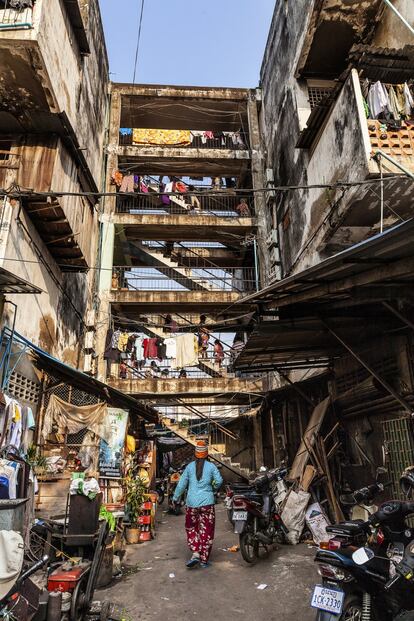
373, 150, 414, 181
382, 0, 414, 37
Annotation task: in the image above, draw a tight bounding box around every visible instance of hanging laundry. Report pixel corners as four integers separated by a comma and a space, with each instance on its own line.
0, 459, 20, 500
118, 332, 129, 352
134, 336, 145, 361
174, 181, 187, 193
176, 333, 198, 368
111, 170, 123, 187
403, 83, 414, 118
143, 338, 158, 359
120, 175, 134, 193
164, 337, 177, 359
203, 131, 214, 141
367, 81, 390, 119
132, 128, 191, 146
156, 338, 167, 360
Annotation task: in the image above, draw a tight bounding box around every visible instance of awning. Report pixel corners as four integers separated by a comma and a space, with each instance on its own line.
238, 218, 414, 311
348, 44, 414, 83
3, 329, 158, 423
233, 314, 401, 372
0, 267, 43, 294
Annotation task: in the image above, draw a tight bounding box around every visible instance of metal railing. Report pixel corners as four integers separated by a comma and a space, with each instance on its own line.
111, 266, 255, 292
0, 1, 33, 28
115, 191, 254, 218
119, 130, 249, 150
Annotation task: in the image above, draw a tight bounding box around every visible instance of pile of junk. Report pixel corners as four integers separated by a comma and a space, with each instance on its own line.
0, 462, 122, 621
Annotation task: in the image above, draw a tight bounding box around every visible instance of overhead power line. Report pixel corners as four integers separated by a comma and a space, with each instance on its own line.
0, 175, 409, 202
132, 0, 145, 84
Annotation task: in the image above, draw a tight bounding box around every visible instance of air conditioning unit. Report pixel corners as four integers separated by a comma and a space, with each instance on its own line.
266, 229, 279, 247
84, 331, 94, 350
83, 353, 92, 374
85, 309, 96, 328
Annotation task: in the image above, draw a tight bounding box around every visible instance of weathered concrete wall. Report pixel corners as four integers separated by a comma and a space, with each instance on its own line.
258, 0, 393, 275
0, 0, 108, 186
373, 0, 414, 49
0, 200, 90, 363
261, 48, 370, 273
12, 135, 98, 266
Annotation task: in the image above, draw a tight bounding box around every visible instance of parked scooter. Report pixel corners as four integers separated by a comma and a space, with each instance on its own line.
156, 475, 168, 505
167, 463, 187, 515
232, 466, 288, 563
0, 544, 48, 621
311, 496, 414, 620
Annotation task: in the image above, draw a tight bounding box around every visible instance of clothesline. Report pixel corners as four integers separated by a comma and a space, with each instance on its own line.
361, 78, 414, 122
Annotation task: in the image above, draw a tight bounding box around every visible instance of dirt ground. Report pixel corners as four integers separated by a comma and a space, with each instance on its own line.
98, 503, 318, 621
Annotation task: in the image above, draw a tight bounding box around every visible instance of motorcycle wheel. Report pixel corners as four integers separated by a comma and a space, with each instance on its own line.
340, 596, 362, 621
227, 509, 234, 524
239, 531, 259, 564
157, 489, 165, 505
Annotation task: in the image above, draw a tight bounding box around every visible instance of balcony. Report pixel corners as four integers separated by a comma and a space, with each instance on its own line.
295, 68, 414, 254
0, 0, 107, 183
107, 375, 265, 405
112, 191, 256, 242
6, 136, 96, 270
111, 266, 256, 294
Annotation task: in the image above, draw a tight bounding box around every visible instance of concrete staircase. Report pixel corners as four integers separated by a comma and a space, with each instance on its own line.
130, 242, 214, 292
161, 416, 251, 481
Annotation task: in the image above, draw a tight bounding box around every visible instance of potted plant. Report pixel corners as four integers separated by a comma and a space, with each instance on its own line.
124, 472, 147, 544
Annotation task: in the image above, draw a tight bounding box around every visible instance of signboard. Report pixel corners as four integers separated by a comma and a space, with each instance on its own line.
99, 408, 129, 478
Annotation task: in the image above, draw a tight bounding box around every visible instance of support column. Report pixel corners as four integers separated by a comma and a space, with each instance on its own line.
247, 91, 268, 287
253, 412, 264, 469
95, 88, 121, 381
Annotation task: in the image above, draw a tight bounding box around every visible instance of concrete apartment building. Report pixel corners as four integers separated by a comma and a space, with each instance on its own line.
0, 0, 108, 363
94, 83, 269, 476
1, 0, 413, 484
234, 0, 414, 492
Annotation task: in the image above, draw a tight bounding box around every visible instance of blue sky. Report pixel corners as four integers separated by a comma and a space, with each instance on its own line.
99, 0, 275, 87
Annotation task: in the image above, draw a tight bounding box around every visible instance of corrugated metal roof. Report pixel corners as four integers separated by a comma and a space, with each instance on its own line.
0, 268, 42, 294
3, 329, 158, 423
238, 218, 414, 309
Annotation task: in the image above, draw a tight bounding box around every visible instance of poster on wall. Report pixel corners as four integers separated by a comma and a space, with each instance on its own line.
99, 408, 129, 478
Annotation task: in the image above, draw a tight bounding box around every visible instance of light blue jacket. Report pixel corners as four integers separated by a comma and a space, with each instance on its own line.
173, 460, 223, 508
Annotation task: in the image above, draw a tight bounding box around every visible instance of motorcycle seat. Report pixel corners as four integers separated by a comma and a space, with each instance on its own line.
326, 520, 368, 537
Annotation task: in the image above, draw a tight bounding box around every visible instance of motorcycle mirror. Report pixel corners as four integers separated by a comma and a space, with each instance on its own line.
376, 466, 388, 480
352, 547, 375, 565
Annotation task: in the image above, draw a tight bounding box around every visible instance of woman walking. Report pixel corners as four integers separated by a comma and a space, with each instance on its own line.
173, 440, 223, 568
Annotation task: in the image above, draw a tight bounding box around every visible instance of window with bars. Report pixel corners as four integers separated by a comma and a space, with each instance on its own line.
307, 85, 334, 110
8, 372, 40, 406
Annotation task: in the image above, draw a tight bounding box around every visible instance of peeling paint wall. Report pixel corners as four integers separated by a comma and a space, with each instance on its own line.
0, 202, 90, 361
258, 0, 411, 276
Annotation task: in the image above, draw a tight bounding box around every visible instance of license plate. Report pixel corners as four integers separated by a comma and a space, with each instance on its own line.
311, 585, 344, 615
233, 510, 247, 521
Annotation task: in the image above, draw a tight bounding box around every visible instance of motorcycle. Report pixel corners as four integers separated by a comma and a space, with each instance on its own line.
167, 464, 187, 515
0, 554, 48, 620
232, 466, 289, 564
225, 466, 288, 525
311, 498, 414, 620
156, 475, 167, 505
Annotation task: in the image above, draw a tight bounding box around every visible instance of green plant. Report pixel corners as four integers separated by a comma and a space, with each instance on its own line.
99, 506, 117, 532
124, 473, 147, 527
26, 445, 47, 475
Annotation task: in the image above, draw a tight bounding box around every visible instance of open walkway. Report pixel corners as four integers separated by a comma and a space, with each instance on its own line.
100, 504, 317, 621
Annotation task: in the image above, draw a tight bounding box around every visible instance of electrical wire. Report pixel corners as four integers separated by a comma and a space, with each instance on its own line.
0, 174, 408, 201
132, 0, 145, 84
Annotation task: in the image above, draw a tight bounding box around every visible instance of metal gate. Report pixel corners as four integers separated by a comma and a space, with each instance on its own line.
382, 417, 414, 499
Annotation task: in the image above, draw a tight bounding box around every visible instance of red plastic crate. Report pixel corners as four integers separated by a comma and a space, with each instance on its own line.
139, 515, 151, 525
141, 502, 152, 510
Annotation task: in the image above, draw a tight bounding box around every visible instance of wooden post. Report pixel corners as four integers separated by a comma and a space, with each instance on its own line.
269, 409, 278, 467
